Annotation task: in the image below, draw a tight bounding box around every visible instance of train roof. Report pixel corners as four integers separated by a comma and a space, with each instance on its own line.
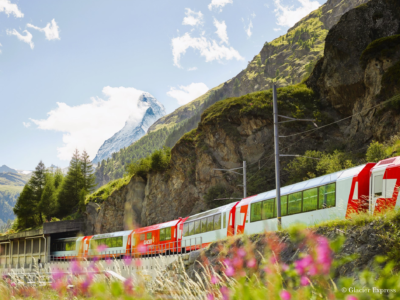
91, 229, 133, 240
371, 156, 400, 171
134, 219, 181, 233
237, 164, 368, 207
184, 201, 238, 223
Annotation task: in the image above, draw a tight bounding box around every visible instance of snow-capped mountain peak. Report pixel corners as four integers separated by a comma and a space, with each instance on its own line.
92, 92, 166, 165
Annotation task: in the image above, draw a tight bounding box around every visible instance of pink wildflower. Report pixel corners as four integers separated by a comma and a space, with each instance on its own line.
237, 248, 246, 257
294, 255, 313, 275
70, 260, 82, 275
281, 264, 289, 271
97, 244, 108, 252
300, 276, 310, 286
220, 286, 229, 300
346, 296, 358, 300
137, 244, 147, 254
247, 258, 257, 268
211, 276, 219, 284
280, 290, 291, 300
207, 293, 215, 300
124, 277, 134, 295
123, 255, 132, 266
105, 256, 112, 265
225, 265, 235, 277
10, 282, 15, 287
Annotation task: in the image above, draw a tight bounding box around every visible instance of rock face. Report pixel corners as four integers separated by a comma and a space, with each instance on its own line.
84, 176, 146, 235
92, 93, 166, 165
307, 0, 400, 143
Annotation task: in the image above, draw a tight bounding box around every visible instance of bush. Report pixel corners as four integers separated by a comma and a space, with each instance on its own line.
366, 141, 386, 162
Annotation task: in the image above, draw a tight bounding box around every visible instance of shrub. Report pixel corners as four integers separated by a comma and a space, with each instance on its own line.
366, 141, 386, 162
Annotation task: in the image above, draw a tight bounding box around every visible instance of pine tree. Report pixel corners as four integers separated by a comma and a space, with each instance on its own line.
57, 149, 84, 217
39, 173, 56, 220
13, 184, 36, 229
81, 150, 96, 193
30, 161, 47, 223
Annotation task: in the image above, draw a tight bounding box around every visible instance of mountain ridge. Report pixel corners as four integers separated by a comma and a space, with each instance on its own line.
92, 92, 166, 165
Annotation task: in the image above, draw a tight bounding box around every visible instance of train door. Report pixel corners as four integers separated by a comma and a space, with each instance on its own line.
371, 170, 385, 214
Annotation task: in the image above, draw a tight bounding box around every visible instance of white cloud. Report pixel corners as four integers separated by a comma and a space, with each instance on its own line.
0, 0, 23, 18
274, 28, 281, 31
208, 0, 233, 11
213, 18, 229, 45
182, 8, 203, 26
167, 83, 209, 105
6, 29, 34, 49
244, 20, 253, 37
188, 67, 198, 71
171, 32, 243, 68
22, 122, 31, 128
27, 19, 60, 40
274, 0, 320, 27
30, 87, 150, 161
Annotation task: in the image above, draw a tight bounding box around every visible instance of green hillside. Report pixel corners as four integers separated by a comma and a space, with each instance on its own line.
93, 0, 370, 187
0, 185, 22, 226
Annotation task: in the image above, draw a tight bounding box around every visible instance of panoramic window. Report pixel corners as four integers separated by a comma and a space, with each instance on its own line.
288, 192, 302, 215
183, 223, 189, 237
319, 183, 336, 208
140, 234, 145, 241
207, 216, 214, 231
146, 232, 152, 240
303, 188, 318, 212
250, 202, 262, 222
194, 220, 201, 234
262, 198, 275, 219
214, 214, 221, 230
201, 218, 207, 233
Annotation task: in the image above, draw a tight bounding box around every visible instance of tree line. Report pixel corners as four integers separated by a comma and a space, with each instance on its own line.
13, 149, 96, 231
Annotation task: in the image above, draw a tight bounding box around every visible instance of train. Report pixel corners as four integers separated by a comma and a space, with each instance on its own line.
50, 156, 400, 259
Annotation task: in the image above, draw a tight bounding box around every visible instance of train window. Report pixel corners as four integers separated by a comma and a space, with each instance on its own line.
288, 192, 302, 215
303, 188, 318, 212
374, 175, 384, 197
188, 222, 194, 236
262, 199, 275, 220
214, 214, 221, 230
160, 228, 166, 241
223, 213, 227, 229
275, 196, 288, 216
319, 183, 336, 208
201, 218, 207, 233
183, 223, 189, 237
116, 236, 123, 247
65, 241, 75, 251
251, 202, 262, 222
194, 220, 201, 234
147, 232, 152, 240
165, 227, 171, 240
140, 234, 145, 241
207, 216, 214, 231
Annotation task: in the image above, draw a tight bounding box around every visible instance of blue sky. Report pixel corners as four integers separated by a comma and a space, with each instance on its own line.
0, 0, 325, 170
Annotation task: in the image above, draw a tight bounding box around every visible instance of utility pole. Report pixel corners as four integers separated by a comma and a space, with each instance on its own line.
273, 85, 317, 230
213, 161, 247, 199
273, 85, 282, 229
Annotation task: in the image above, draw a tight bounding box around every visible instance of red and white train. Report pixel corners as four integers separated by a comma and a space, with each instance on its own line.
50, 156, 400, 259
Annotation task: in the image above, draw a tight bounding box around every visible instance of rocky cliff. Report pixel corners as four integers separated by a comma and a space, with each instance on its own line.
85, 0, 400, 233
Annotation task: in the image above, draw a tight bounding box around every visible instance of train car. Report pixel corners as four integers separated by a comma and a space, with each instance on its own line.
181, 202, 238, 251
132, 219, 185, 256
50, 236, 82, 260
235, 163, 376, 235
370, 156, 400, 215
88, 230, 133, 258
